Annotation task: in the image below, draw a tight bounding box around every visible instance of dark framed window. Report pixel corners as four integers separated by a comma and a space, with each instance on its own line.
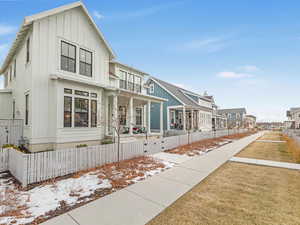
12, 100, 15, 120
128, 74, 134, 91
64, 96, 72, 127
91, 100, 97, 127
14, 59, 16, 78
91, 93, 97, 98
25, 94, 29, 125
61, 41, 76, 73
64, 88, 72, 94
134, 76, 142, 93
136, 108, 142, 126
79, 48, 92, 77
119, 106, 127, 126
26, 38, 30, 63
119, 71, 127, 89
75, 90, 89, 97
75, 98, 89, 127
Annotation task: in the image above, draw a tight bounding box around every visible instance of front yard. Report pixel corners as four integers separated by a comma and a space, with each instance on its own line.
0, 156, 173, 225
147, 162, 300, 225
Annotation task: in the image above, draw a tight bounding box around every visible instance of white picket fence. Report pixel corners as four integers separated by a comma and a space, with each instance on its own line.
1, 129, 248, 187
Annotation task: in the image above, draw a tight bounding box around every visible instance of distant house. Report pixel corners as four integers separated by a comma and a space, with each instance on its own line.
217, 108, 247, 129
146, 77, 213, 133
244, 115, 256, 129
204, 94, 227, 130
286, 107, 300, 129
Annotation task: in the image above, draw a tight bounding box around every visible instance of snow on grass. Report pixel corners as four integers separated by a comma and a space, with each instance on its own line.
0, 157, 173, 225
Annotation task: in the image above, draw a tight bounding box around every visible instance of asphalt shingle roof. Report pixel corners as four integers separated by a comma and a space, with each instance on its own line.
149, 77, 212, 112
217, 108, 247, 114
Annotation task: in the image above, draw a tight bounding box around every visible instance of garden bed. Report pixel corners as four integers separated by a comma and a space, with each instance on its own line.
165, 131, 256, 156
0, 156, 173, 225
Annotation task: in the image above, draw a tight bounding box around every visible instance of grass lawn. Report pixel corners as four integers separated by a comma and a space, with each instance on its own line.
147, 162, 300, 225
258, 132, 283, 141
236, 141, 295, 163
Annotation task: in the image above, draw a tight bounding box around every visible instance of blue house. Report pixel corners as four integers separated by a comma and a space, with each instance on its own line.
146, 77, 214, 134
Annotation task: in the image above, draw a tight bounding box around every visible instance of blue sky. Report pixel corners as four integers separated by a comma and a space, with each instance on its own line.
1, 0, 300, 122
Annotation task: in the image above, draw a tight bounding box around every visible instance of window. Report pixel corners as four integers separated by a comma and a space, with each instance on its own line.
14, 59, 16, 78
119, 106, 127, 126
79, 48, 92, 77
149, 83, 154, 94
91, 93, 97, 98
119, 70, 127, 89
61, 41, 76, 73
64, 96, 72, 127
128, 74, 134, 91
26, 38, 30, 63
134, 76, 142, 93
4, 72, 8, 87
75, 90, 89, 97
25, 94, 29, 125
75, 98, 89, 127
64, 88, 72, 94
12, 100, 15, 120
136, 108, 142, 126
91, 100, 97, 127
170, 111, 175, 124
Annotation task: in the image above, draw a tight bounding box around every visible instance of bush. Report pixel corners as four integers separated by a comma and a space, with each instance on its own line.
101, 139, 113, 145
76, 144, 88, 148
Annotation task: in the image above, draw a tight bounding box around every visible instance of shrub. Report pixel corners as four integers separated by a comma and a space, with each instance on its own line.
76, 144, 88, 148
101, 139, 113, 145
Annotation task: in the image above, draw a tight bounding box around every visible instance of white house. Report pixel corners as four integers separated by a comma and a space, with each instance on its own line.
0, 2, 165, 152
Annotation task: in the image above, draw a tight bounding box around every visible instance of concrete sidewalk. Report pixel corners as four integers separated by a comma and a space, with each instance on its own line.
230, 157, 300, 170
42, 132, 263, 225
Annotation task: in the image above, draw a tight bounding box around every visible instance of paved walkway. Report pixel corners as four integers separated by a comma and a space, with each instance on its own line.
42, 132, 264, 225
255, 140, 286, 143
230, 157, 300, 170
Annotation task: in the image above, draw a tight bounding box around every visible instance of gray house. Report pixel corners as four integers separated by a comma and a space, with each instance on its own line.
146, 77, 213, 133
217, 108, 247, 129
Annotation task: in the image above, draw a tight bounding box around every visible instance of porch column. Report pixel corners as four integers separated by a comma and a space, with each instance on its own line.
105, 95, 109, 135
182, 107, 186, 131
129, 97, 133, 135
112, 95, 118, 137
147, 100, 151, 135
191, 109, 194, 130
167, 107, 170, 131
160, 102, 163, 134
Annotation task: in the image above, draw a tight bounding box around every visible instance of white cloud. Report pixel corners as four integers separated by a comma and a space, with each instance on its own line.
238, 65, 261, 73
0, 24, 16, 36
217, 71, 253, 79
93, 10, 104, 20
177, 36, 231, 53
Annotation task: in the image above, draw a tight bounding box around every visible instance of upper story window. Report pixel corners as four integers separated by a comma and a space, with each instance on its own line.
26, 37, 30, 63
9, 66, 12, 82
79, 48, 92, 77
61, 41, 76, 73
119, 70, 142, 93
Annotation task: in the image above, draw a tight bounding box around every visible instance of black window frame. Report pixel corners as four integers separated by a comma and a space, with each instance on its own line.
79, 48, 93, 77
91, 100, 97, 128
74, 97, 89, 127
135, 108, 142, 126
61, 41, 76, 73
64, 96, 72, 128
25, 94, 29, 125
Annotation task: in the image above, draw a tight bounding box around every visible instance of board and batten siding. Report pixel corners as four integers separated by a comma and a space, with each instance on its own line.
148, 80, 182, 130
30, 7, 111, 145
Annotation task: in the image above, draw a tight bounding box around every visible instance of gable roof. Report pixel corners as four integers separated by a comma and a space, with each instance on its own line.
148, 77, 212, 111
217, 108, 247, 114
0, 1, 115, 74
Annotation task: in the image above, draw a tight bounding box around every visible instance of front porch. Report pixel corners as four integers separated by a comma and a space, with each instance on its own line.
167, 106, 202, 132
106, 91, 164, 139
